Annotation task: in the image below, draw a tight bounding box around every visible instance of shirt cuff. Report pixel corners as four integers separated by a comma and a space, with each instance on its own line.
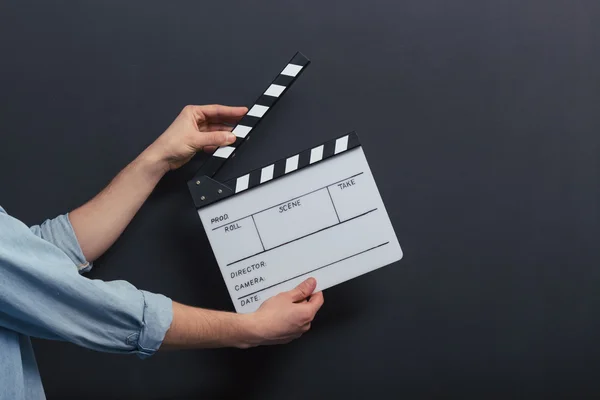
131, 290, 173, 359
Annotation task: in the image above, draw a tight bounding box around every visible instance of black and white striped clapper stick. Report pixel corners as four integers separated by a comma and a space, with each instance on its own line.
224, 132, 361, 195
189, 130, 360, 208
189, 52, 310, 183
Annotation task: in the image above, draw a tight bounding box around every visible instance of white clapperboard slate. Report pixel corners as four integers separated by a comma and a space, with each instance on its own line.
188, 52, 403, 313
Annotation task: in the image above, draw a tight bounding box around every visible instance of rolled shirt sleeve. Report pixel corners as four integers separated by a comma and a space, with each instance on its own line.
0, 210, 173, 358
29, 213, 93, 274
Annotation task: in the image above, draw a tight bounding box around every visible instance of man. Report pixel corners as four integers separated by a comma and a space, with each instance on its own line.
0, 104, 324, 399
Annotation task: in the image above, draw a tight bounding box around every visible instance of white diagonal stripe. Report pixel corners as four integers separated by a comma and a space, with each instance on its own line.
213, 146, 235, 158
260, 165, 274, 183
247, 104, 269, 118
236, 174, 249, 192
232, 125, 252, 138
334, 135, 349, 154
310, 145, 324, 164
285, 154, 299, 173
281, 63, 303, 77
264, 84, 286, 97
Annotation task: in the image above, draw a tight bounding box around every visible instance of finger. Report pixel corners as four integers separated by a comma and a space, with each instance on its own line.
194, 104, 248, 124
206, 124, 234, 132
306, 291, 324, 314
287, 277, 317, 303
192, 130, 236, 149
203, 145, 218, 153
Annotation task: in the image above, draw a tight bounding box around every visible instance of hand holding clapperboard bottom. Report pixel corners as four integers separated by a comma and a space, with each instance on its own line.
188, 52, 403, 313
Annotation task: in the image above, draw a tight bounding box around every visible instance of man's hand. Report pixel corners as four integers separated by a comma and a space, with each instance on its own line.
243, 277, 324, 346
162, 278, 325, 350
69, 104, 247, 262
145, 104, 248, 173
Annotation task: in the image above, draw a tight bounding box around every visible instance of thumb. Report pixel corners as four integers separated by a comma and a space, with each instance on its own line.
287, 277, 317, 302
194, 131, 236, 149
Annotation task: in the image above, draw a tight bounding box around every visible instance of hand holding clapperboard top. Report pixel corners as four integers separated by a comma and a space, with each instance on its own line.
188, 52, 403, 313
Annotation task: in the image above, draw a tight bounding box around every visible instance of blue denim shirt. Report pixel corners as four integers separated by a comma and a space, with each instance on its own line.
0, 206, 173, 400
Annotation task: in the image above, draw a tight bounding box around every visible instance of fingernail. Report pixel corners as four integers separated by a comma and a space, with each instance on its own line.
228, 133, 236, 143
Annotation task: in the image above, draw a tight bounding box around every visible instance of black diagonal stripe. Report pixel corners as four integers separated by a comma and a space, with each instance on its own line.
322, 138, 335, 160
238, 115, 260, 128
297, 149, 310, 170
272, 158, 287, 179
256, 95, 277, 107
273, 74, 294, 87
347, 131, 360, 150
247, 169, 261, 190
290, 52, 310, 67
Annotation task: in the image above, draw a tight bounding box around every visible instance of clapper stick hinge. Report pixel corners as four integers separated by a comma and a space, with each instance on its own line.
187, 176, 235, 208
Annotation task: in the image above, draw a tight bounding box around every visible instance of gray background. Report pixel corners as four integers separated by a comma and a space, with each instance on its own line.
1, 0, 599, 398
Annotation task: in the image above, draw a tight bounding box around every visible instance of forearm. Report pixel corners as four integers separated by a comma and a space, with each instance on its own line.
69, 149, 167, 261
68, 104, 243, 262
162, 302, 258, 349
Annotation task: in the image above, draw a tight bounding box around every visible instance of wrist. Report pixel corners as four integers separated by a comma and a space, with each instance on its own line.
235, 313, 263, 349
136, 147, 170, 180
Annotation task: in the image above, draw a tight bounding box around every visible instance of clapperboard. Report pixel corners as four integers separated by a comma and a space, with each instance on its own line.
188, 52, 403, 313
